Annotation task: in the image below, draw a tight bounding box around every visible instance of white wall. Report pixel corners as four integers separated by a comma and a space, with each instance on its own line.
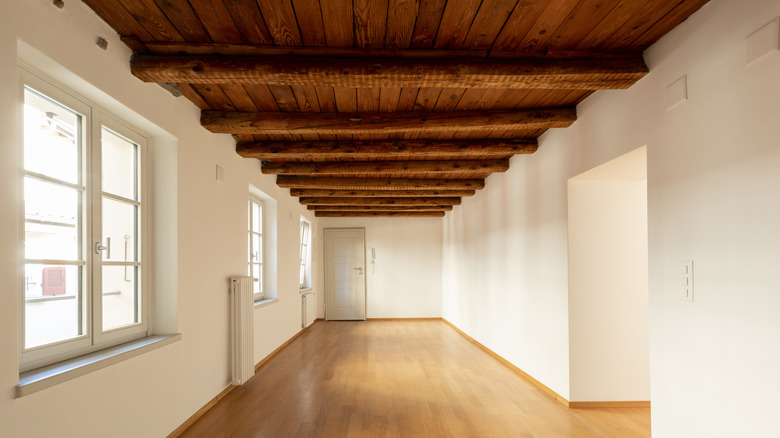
0, 1, 317, 436
316, 217, 443, 319
567, 147, 649, 402
443, 0, 780, 435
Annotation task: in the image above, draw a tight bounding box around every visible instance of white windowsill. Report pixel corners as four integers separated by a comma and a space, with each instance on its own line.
17, 333, 181, 398
300, 288, 313, 295
254, 298, 278, 308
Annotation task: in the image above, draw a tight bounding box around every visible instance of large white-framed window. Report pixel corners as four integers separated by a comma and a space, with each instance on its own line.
248, 195, 264, 301
20, 68, 149, 372
299, 218, 311, 290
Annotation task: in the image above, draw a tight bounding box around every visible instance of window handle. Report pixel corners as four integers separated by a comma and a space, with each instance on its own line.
95, 238, 110, 257
354, 266, 363, 275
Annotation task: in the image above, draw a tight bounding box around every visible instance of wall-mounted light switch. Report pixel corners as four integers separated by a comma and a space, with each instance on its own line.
216, 165, 224, 182
679, 261, 693, 302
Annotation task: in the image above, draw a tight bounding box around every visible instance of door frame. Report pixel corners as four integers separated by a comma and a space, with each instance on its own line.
323, 227, 366, 321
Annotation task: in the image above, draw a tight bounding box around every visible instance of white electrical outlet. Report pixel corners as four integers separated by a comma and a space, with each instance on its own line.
679, 261, 693, 302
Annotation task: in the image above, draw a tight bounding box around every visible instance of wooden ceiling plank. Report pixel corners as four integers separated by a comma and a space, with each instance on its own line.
123, 0, 186, 42
320, 0, 355, 47
150, 0, 213, 42
188, 0, 245, 44
290, 0, 328, 46
84, 3, 156, 41
276, 176, 485, 190
290, 188, 477, 197
177, 84, 210, 110
573, 1, 646, 51
434, 88, 467, 112
222, 84, 260, 111
299, 197, 462, 205
261, 159, 510, 175
256, 0, 303, 46
378, 87, 402, 113
433, 0, 482, 49
386, 0, 420, 48
625, 1, 711, 52
396, 87, 420, 111
315, 211, 446, 217
354, 0, 389, 48
491, 0, 550, 52
244, 85, 281, 111
191, 84, 236, 111
547, 0, 622, 50
515, 0, 581, 53
267, 85, 301, 112
410, 0, 448, 49
460, 0, 520, 50
291, 85, 322, 113
130, 54, 648, 90
223, 0, 274, 45
414, 88, 443, 112
334, 88, 358, 112
236, 139, 537, 161
596, 2, 680, 52
201, 108, 576, 135
309, 205, 453, 211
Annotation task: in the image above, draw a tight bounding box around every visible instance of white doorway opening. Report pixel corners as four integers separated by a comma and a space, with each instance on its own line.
567, 146, 650, 402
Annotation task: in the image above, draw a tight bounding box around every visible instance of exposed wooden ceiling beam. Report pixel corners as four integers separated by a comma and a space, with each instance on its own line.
299, 197, 461, 206
261, 160, 509, 176
307, 205, 452, 211
236, 139, 537, 161
289, 189, 476, 197
131, 54, 647, 89
202, 108, 575, 135
127, 41, 647, 61
277, 176, 485, 190
315, 211, 446, 217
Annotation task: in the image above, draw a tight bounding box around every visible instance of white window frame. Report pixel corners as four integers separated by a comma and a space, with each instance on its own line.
299, 218, 311, 290
18, 68, 149, 372
248, 195, 264, 301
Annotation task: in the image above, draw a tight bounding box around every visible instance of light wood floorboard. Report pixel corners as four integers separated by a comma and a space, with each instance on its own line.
180, 320, 650, 437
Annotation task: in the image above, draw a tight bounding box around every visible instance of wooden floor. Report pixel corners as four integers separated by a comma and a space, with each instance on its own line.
181, 320, 650, 437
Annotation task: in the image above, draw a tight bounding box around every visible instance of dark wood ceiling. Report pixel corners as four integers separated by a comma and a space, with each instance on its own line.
82, 0, 709, 217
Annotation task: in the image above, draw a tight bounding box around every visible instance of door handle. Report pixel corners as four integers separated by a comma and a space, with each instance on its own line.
354, 267, 363, 275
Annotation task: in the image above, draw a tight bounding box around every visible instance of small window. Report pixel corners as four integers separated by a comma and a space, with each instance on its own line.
248, 196, 264, 301
20, 68, 148, 371
299, 219, 311, 290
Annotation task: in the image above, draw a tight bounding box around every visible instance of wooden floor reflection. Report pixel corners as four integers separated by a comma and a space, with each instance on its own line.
181, 320, 650, 438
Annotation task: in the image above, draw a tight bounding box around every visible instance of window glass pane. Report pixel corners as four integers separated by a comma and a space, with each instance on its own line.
24, 177, 80, 261
102, 197, 137, 262
252, 234, 262, 263
300, 264, 305, 285
252, 263, 262, 294
252, 202, 262, 232
102, 265, 139, 330
24, 264, 84, 348
101, 127, 137, 200
23, 88, 80, 184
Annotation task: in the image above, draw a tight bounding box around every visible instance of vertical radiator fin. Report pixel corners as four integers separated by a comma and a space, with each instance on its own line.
230, 276, 254, 385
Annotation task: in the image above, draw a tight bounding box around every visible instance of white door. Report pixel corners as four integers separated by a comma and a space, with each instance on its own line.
324, 228, 366, 320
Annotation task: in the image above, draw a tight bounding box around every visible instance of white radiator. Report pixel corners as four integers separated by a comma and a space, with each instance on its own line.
302, 292, 316, 328
230, 276, 255, 385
